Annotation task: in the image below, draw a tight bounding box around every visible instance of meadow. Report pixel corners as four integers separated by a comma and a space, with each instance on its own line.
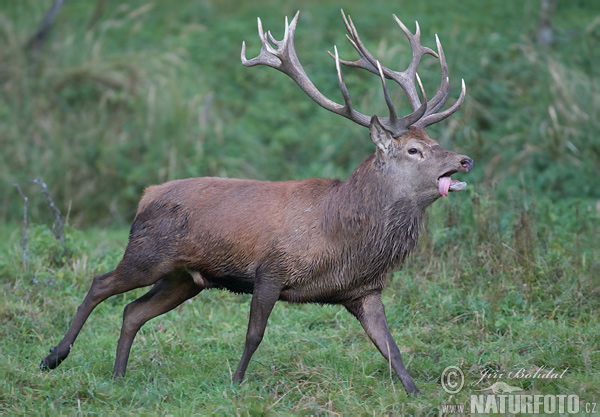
1, 0, 599, 414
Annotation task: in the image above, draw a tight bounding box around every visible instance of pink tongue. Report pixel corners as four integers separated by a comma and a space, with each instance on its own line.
438, 176, 452, 197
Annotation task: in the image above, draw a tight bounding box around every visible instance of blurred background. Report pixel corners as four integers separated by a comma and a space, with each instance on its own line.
1, 0, 598, 226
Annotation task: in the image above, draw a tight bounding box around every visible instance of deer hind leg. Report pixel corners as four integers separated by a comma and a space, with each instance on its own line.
113, 270, 203, 378
345, 292, 420, 396
40, 255, 175, 372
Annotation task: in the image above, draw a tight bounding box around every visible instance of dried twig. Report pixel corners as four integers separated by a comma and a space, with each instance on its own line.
33, 177, 64, 244
14, 184, 29, 267
25, 0, 65, 55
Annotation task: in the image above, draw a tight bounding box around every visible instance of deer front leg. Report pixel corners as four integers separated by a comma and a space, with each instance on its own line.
232, 275, 282, 383
345, 292, 420, 396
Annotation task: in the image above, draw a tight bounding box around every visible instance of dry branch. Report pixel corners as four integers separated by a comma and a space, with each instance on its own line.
33, 177, 64, 244
14, 184, 29, 267
25, 0, 65, 55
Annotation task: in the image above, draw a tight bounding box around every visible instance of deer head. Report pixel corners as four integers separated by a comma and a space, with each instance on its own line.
242, 10, 473, 205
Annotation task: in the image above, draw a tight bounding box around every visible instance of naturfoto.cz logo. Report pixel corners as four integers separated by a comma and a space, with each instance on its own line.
440, 366, 597, 415
470, 393, 582, 414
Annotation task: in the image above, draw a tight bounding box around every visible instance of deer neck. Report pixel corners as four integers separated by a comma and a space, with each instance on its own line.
322, 155, 425, 266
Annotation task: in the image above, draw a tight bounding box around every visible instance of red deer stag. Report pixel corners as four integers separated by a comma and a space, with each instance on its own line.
41, 10, 473, 396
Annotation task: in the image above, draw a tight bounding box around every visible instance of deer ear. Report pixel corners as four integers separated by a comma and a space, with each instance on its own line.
369, 115, 394, 155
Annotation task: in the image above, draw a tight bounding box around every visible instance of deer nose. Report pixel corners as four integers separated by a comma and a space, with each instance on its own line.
460, 157, 473, 172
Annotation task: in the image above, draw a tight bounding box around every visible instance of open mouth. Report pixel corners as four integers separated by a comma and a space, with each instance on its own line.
438, 170, 467, 197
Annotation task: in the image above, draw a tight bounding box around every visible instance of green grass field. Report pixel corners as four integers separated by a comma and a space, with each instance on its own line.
1, 0, 599, 415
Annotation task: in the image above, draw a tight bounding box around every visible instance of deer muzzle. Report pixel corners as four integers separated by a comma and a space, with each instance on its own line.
438, 156, 473, 197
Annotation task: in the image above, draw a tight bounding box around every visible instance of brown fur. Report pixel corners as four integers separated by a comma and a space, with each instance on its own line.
127, 154, 422, 303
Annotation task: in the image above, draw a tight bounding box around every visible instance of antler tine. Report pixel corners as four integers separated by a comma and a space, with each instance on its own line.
327, 36, 378, 73
392, 16, 439, 61
334, 45, 353, 111
328, 11, 380, 73
258, 17, 275, 55
421, 35, 450, 115
414, 79, 465, 128
395, 73, 428, 130
268, 31, 281, 48
415, 73, 427, 103
376, 60, 398, 124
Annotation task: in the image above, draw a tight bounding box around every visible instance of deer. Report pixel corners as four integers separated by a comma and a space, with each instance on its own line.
40, 10, 473, 396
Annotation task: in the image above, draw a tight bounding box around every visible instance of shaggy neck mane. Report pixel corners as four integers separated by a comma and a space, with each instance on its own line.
322, 155, 426, 279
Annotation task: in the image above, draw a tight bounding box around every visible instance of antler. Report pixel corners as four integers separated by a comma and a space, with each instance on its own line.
241, 10, 465, 137
333, 10, 466, 129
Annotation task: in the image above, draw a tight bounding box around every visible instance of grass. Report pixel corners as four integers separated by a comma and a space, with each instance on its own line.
1, 191, 598, 414
1, 0, 599, 414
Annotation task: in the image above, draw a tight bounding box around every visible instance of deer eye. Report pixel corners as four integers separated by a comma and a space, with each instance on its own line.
408, 148, 418, 155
